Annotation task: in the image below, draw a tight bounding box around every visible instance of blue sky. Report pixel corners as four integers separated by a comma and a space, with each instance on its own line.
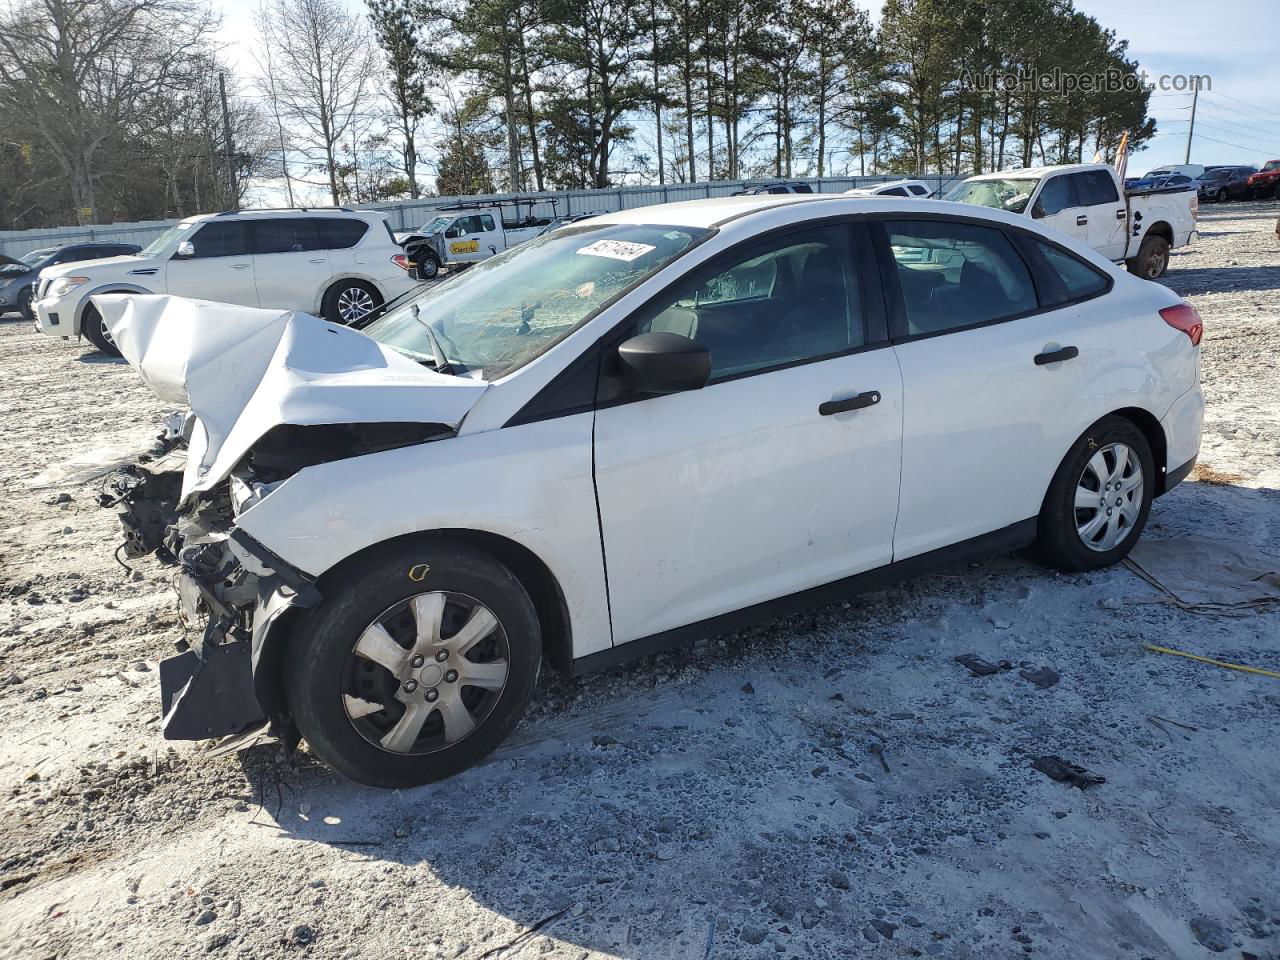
213, 0, 1280, 180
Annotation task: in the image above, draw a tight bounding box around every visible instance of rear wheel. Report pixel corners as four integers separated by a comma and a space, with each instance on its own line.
322, 280, 383, 325
1126, 234, 1170, 279
284, 540, 541, 788
80, 304, 121, 357
1035, 415, 1154, 572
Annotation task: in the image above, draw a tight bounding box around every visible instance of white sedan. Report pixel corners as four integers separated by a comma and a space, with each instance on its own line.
100, 194, 1204, 788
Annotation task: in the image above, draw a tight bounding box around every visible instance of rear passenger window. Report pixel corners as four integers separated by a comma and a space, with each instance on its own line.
637, 224, 863, 379
253, 218, 321, 254
312, 218, 368, 249
1036, 241, 1109, 303
1074, 170, 1119, 205
885, 220, 1037, 336
882, 187, 909, 197
187, 221, 250, 258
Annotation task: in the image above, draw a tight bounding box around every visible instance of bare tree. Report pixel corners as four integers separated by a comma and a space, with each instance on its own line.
0, 0, 218, 222
253, 0, 380, 205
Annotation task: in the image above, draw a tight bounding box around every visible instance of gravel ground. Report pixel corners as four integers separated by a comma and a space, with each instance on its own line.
0, 202, 1278, 960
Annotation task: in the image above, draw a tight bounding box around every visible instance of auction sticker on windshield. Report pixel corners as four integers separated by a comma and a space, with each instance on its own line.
577, 239, 656, 261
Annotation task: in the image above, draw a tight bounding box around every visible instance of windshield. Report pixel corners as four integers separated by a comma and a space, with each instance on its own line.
139, 222, 192, 257
418, 216, 452, 234
363, 222, 709, 380
1198, 170, 1228, 181
1263, 161, 1280, 172
944, 178, 1041, 213
20, 248, 56, 266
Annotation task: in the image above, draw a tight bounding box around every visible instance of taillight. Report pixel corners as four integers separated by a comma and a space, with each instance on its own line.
1160, 303, 1203, 346
392, 253, 410, 270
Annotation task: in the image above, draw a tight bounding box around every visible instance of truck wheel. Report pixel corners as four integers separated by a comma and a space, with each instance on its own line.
416, 251, 440, 280
1126, 235, 1170, 280
322, 280, 383, 325
81, 304, 122, 357
283, 539, 541, 788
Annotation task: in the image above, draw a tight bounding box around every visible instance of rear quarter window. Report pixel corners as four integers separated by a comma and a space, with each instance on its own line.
313, 218, 371, 249
1034, 240, 1109, 304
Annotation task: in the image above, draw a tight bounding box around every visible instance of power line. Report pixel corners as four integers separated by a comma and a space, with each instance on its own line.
1187, 119, 1280, 152
1192, 133, 1280, 158
1201, 89, 1280, 121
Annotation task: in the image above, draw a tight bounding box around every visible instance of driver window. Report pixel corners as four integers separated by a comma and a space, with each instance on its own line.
636, 224, 864, 379
1034, 175, 1078, 217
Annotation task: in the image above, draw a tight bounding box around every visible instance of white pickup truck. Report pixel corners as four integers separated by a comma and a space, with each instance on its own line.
395, 203, 554, 279
944, 163, 1197, 278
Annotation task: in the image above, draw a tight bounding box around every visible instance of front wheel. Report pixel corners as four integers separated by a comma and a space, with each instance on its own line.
1214, 188, 1228, 203
322, 280, 383, 326
415, 250, 440, 280
284, 540, 541, 788
17, 286, 34, 322
1035, 415, 1154, 572
81, 303, 122, 357
1126, 234, 1170, 279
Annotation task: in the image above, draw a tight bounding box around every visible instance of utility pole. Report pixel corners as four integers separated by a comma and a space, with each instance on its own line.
218, 73, 238, 207
1184, 79, 1199, 164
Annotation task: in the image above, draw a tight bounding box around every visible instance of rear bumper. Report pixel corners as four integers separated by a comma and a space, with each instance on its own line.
1159, 382, 1204, 495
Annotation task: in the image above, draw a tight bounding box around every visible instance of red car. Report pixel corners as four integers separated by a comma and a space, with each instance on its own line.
1247, 159, 1280, 198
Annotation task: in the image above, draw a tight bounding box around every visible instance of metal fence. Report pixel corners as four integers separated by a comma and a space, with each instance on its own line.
0, 175, 966, 257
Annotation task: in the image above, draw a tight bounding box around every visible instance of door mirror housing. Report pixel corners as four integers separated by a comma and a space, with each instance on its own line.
617, 332, 711, 395
1030, 200, 1047, 219
174, 240, 195, 258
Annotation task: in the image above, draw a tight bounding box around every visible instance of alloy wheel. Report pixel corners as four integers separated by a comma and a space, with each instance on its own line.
342, 591, 510, 754
1074, 442, 1144, 552
336, 286, 377, 323
1145, 247, 1167, 279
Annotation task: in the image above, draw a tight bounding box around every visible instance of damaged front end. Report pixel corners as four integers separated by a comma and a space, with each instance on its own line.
101, 413, 319, 746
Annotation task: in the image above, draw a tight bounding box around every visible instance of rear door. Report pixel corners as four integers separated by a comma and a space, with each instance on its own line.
165, 220, 258, 305
876, 216, 1103, 558
1074, 170, 1127, 260
593, 221, 903, 644
250, 217, 332, 312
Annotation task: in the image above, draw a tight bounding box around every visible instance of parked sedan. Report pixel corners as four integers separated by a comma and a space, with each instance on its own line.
1196, 166, 1257, 203
0, 241, 141, 320
98, 194, 1204, 788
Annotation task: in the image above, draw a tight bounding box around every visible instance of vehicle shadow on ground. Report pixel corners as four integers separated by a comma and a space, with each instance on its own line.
1161, 265, 1280, 296
232, 480, 1280, 958
74, 353, 124, 365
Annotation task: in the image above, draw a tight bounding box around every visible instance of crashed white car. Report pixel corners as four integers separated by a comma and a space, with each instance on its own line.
99, 194, 1204, 788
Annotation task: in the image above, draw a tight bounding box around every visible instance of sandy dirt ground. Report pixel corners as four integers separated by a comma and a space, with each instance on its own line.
0, 202, 1277, 960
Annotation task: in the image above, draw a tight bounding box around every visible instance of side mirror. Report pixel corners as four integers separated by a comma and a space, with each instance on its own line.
175, 240, 195, 258
1030, 201, 1047, 219
617, 332, 711, 395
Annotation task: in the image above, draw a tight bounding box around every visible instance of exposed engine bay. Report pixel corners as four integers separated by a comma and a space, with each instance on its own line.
100, 411, 320, 746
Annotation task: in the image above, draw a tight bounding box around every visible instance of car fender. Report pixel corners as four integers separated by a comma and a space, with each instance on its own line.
80, 282, 154, 333
233, 412, 613, 660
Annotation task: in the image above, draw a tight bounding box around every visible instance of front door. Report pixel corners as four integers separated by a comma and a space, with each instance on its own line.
592, 222, 903, 645
443, 214, 501, 263
165, 220, 257, 305
1030, 174, 1087, 245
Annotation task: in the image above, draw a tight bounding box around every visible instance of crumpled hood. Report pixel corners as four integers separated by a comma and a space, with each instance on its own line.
96, 294, 487, 497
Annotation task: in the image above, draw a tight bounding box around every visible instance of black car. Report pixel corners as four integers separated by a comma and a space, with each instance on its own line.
1196, 165, 1257, 203
0, 240, 141, 321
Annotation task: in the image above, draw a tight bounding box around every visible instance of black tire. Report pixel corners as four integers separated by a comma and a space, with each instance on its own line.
322, 280, 383, 326
1035, 415, 1154, 572
284, 539, 541, 788
416, 250, 440, 280
80, 303, 121, 357
17, 286, 34, 322
1126, 233, 1170, 279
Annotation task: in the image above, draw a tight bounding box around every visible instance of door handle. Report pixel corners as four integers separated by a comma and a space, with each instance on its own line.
308, 258, 326, 264
230, 263, 250, 270
1075, 215, 1088, 226
819, 390, 881, 416
1115, 209, 1127, 220
1034, 346, 1079, 366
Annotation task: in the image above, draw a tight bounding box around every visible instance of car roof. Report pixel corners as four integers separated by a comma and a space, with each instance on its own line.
966, 163, 1114, 182
180, 208, 380, 225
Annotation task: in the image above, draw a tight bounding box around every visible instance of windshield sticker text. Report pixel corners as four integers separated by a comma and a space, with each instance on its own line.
577, 240, 655, 262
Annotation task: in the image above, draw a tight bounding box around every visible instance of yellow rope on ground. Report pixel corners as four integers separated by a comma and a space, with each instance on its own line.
1143, 644, 1280, 680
